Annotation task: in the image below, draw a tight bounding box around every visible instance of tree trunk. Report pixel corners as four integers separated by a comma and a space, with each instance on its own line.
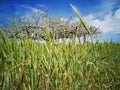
83, 35, 86, 43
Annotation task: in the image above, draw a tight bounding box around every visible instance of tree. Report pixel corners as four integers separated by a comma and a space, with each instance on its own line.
0, 11, 101, 43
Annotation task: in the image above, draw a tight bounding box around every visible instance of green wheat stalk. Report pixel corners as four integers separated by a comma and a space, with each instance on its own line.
70, 4, 91, 35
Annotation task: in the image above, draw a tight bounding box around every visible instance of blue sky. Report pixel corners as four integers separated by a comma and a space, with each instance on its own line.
0, 0, 120, 42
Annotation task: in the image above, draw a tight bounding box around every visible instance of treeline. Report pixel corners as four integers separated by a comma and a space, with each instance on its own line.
0, 11, 101, 43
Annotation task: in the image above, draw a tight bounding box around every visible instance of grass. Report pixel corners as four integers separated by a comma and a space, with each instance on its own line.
0, 4, 120, 90
0, 33, 120, 90
70, 4, 91, 35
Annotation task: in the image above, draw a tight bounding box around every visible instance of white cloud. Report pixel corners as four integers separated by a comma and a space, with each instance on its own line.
100, 0, 119, 12
18, 5, 45, 13
35, 4, 48, 10
83, 8, 120, 33
114, 9, 120, 20
14, 4, 48, 19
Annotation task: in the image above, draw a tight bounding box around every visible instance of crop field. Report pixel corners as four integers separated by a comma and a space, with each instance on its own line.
0, 4, 120, 90
0, 33, 120, 90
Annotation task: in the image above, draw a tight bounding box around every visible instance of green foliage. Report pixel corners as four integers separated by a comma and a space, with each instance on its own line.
0, 32, 120, 90
70, 4, 91, 35
0, 4, 119, 90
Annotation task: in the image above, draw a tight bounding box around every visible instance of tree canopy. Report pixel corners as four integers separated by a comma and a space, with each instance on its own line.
0, 11, 101, 43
